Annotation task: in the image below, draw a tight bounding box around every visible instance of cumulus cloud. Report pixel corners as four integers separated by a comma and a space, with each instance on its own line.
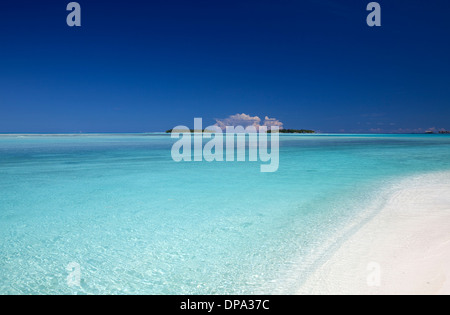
215, 113, 284, 130
262, 116, 284, 128
215, 113, 261, 129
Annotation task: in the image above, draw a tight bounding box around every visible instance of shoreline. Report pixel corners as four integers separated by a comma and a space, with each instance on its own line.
298, 171, 450, 295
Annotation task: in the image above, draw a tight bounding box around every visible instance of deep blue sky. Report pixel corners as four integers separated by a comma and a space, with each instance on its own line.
1, 0, 449, 133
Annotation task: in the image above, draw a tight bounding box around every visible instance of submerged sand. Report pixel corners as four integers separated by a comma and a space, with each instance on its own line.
298, 172, 450, 295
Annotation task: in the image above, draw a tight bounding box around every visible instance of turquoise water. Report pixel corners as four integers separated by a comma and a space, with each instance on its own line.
1, 134, 450, 294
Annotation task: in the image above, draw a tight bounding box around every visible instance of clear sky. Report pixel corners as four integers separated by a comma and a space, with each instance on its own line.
0, 0, 449, 133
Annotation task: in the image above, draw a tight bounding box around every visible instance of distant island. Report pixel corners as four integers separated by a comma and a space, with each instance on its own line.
166, 129, 214, 133
268, 129, 315, 134
425, 130, 450, 134
166, 128, 315, 134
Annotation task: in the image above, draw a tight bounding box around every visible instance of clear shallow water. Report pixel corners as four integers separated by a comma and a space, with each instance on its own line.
1, 134, 450, 294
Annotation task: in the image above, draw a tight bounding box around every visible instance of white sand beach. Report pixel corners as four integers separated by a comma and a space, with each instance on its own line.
298, 172, 450, 295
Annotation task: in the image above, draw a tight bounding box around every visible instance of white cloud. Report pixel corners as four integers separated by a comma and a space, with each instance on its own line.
215, 113, 284, 130
262, 116, 284, 128
215, 113, 261, 129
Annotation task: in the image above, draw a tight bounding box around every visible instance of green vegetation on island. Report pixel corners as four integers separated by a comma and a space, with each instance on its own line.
268, 129, 315, 134
166, 129, 207, 133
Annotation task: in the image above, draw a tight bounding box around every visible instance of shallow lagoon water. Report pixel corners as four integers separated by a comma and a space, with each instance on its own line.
1, 134, 450, 294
